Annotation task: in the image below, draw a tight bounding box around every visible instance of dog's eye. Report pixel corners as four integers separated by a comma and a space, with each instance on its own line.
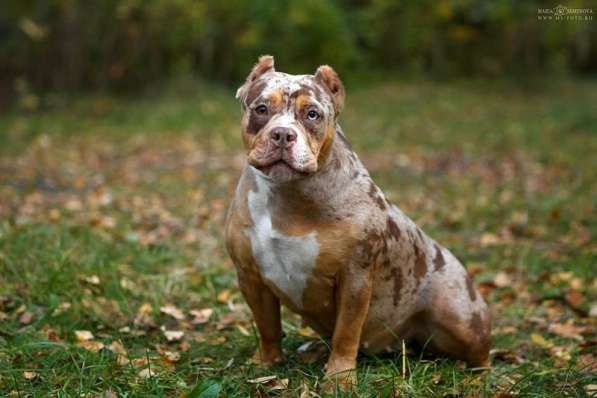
307, 110, 320, 120
254, 105, 268, 115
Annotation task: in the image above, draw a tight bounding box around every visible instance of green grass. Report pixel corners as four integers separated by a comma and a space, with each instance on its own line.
0, 76, 596, 397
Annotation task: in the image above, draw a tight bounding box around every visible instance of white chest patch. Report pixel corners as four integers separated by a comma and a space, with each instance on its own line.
246, 172, 319, 309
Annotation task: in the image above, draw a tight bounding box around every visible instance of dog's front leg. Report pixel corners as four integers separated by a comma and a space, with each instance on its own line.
237, 269, 284, 366
324, 265, 373, 390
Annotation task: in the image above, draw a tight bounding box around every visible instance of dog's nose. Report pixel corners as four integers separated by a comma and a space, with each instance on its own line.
270, 127, 297, 147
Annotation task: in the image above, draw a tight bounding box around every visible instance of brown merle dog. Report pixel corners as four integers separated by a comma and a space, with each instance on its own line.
225, 55, 491, 390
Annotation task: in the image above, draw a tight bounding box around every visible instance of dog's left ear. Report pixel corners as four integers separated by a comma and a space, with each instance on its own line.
236, 55, 275, 105
315, 65, 345, 114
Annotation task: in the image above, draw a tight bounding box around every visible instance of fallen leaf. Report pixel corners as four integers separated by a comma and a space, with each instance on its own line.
480, 232, 500, 247
23, 371, 38, 380
162, 350, 181, 363
589, 302, 597, 318
296, 341, 328, 364
531, 333, 553, 349
52, 302, 71, 316
74, 330, 94, 342
268, 378, 289, 391
160, 304, 185, 320
236, 324, 250, 336
138, 368, 157, 378
548, 322, 585, 341
208, 335, 226, 345
117, 355, 130, 366
83, 275, 101, 285
134, 303, 155, 327
217, 289, 231, 303
19, 311, 35, 325
577, 354, 597, 373
107, 340, 127, 355
493, 272, 511, 288
161, 326, 184, 342
247, 375, 278, 384
190, 308, 213, 324
565, 290, 584, 308
77, 341, 105, 352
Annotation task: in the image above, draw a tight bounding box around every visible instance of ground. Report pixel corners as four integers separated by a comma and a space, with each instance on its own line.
0, 77, 595, 397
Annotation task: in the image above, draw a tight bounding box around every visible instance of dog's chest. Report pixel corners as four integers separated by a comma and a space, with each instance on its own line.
245, 179, 319, 309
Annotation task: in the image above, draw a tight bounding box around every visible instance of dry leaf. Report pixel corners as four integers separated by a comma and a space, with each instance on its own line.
74, 330, 94, 342
480, 232, 500, 247
53, 302, 71, 316
296, 341, 328, 364
565, 290, 584, 308
83, 275, 101, 285
268, 378, 289, 391
157, 346, 181, 363
493, 272, 511, 288
117, 355, 130, 366
189, 308, 213, 324
134, 303, 155, 326
531, 333, 553, 349
236, 324, 250, 336
138, 368, 156, 378
548, 322, 585, 341
23, 371, 38, 380
298, 326, 316, 337
217, 289, 231, 303
247, 375, 278, 384
577, 354, 597, 374
160, 305, 185, 320
108, 340, 127, 355
77, 341, 105, 352
589, 302, 597, 318
161, 326, 184, 342
209, 335, 226, 345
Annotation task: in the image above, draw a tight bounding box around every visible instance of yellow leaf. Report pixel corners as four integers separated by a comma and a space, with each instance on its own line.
531, 333, 553, 349
23, 371, 39, 380
217, 289, 231, 303
75, 330, 94, 342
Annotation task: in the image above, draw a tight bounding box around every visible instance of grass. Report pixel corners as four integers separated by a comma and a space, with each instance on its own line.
0, 76, 596, 397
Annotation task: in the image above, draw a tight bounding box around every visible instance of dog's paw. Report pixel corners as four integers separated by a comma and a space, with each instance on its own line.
320, 369, 357, 394
321, 359, 357, 394
250, 348, 285, 367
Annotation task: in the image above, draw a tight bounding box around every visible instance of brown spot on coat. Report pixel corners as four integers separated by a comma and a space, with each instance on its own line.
433, 244, 445, 271
413, 245, 427, 282
245, 80, 267, 107
465, 275, 477, 301
367, 181, 385, 210
375, 195, 386, 210
416, 228, 424, 242
387, 217, 401, 241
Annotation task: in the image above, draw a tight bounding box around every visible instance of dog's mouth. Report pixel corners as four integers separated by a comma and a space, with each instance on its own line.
259, 159, 309, 175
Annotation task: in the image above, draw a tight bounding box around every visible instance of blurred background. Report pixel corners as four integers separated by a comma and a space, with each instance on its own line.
0, 1, 596, 396
1, 0, 596, 102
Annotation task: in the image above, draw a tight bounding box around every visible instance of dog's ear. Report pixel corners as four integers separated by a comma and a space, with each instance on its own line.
314, 65, 345, 114
236, 55, 275, 105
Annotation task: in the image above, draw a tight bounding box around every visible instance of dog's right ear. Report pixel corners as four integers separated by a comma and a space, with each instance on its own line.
236, 55, 275, 106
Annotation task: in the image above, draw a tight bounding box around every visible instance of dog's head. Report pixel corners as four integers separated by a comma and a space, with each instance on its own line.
236, 55, 345, 183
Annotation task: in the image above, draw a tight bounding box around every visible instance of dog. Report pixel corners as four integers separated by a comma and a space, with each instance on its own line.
225, 55, 491, 389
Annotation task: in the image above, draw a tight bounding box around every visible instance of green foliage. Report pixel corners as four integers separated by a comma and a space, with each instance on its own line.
1, 0, 595, 94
